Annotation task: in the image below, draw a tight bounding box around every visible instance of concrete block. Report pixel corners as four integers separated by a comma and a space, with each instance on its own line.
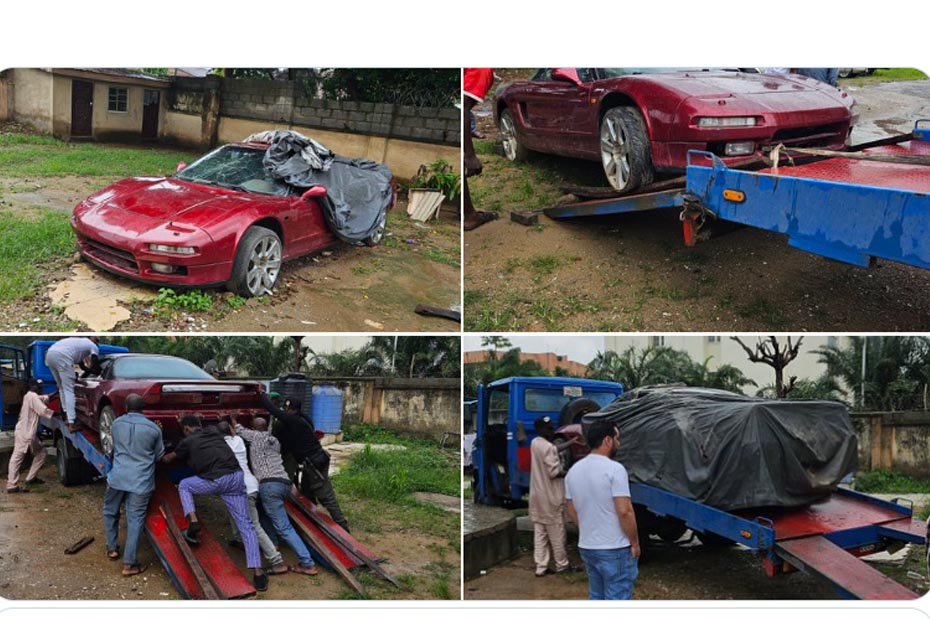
359, 102, 375, 112
511, 210, 540, 226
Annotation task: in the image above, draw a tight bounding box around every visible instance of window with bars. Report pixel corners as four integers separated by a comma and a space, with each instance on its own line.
651, 336, 665, 347
108, 87, 128, 112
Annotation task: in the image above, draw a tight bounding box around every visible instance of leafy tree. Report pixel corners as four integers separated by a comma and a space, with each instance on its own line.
307, 337, 459, 379
757, 375, 845, 401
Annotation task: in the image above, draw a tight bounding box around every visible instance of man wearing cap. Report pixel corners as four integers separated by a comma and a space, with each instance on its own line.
6, 381, 54, 493
45, 336, 100, 432
530, 415, 572, 577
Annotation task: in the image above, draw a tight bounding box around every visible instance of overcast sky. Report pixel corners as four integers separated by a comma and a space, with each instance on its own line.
462, 335, 607, 365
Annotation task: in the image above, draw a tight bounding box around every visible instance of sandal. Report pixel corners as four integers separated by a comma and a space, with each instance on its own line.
291, 564, 320, 576
107, 547, 121, 561
464, 211, 499, 231
267, 564, 289, 576
122, 564, 148, 577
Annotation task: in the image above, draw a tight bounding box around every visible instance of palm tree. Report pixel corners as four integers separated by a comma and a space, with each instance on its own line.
815, 336, 930, 410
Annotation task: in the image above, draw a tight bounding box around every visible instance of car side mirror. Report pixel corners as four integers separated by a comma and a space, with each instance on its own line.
301, 186, 328, 201
176, 162, 188, 173
551, 68, 583, 87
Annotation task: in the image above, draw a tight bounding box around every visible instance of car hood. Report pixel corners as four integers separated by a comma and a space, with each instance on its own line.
78, 177, 270, 231
619, 72, 852, 109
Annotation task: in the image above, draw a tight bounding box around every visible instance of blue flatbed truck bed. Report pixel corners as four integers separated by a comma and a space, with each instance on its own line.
544, 120, 930, 272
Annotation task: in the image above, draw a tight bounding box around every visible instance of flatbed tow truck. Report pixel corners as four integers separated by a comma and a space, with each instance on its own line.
4, 339, 393, 599
473, 376, 929, 600
542, 120, 930, 273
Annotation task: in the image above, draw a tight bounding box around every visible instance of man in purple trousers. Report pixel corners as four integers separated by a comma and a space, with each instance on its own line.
162, 415, 268, 591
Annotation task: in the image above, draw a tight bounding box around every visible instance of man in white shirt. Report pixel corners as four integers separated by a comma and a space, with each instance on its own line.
45, 337, 100, 432
564, 421, 640, 600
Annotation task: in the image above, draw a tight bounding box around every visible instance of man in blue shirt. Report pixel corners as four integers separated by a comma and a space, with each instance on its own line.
102, 393, 164, 576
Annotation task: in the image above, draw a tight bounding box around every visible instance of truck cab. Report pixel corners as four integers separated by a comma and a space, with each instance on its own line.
472, 376, 623, 506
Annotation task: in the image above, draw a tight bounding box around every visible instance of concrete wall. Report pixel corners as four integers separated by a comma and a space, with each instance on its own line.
0, 75, 10, 121
325, 377, 460, 440
9, 68, 53, 133
851, 411, 930, 479
164, 76, 460, 179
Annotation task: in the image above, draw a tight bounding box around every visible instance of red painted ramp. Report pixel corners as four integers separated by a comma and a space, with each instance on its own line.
285, 492, 380, 569
145, 476, 255, 600
776, 535, 919, 600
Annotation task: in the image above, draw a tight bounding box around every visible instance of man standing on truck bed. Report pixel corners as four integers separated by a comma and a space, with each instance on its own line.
259, 392, 349, 532
529, 415, 572, 577
564, 421, 640, 600
45, 336, 100, 432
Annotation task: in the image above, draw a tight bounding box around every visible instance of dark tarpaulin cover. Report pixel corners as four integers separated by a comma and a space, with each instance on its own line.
582, 387, 858, 510
248, 130, 393, 243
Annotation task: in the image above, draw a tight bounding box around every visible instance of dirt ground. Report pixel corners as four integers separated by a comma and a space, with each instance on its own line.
464, 78, 930, 332
465, 528, 929, 600
0, 182, 460, 333
0, 453, 460, 601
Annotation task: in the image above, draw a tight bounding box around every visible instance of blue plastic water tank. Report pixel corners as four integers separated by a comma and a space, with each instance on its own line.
311, 382, 343, 434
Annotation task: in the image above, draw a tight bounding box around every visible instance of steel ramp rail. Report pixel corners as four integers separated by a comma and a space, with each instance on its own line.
543, 189, 680, 219
145, 475, 256, 600
284, 492, 380, 570
875, 518, 927, 544
775, 535, 919, 600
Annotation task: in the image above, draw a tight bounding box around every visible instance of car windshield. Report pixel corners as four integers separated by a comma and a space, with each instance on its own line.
111, 356, 216, 381
598, 68, 746, 78
175, 145, 290, 196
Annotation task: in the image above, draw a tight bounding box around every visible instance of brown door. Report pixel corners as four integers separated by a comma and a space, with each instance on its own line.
70, 80, 93, 137
142, 89, 160, 139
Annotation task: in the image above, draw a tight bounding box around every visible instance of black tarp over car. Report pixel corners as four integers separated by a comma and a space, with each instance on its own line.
582, 387, 858, 510
246, 130, 394, 244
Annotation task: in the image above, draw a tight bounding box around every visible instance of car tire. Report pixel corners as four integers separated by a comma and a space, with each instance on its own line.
838, 69, 852, 79
363, 212, 387, 247
599, 106, 654, 194
227, 226, 282, 297
98, 404, 116, 458
56, 435, 95, 486
499, 108, 528, 162
558, 398, 602, 427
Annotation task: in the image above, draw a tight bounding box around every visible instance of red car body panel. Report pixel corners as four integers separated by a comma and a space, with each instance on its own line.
72, 354, 264, 448
72, 143, 339, 287
496, 70, 856, 172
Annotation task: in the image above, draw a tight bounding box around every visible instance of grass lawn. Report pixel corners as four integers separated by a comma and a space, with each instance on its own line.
0, 132, 196, 303
0, 132, 194, 178
840, 67, 928, 86
330, 424, 460, 599
0, 208, 73, 302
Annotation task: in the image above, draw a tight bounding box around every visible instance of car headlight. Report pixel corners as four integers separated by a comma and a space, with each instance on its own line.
149, 244, 197, 255
697, 116, 758, 128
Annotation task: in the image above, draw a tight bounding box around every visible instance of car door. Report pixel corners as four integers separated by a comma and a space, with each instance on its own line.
518, 69, 596, 156
259, 192, 334, 260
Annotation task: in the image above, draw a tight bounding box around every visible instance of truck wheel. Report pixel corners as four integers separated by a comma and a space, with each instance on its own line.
655, 518, 688, 543
227, 226, 282, 297
599, 106, 654, 193
56, 435, 93, 486
558, 398, 602, 426
696, 530, 735, 548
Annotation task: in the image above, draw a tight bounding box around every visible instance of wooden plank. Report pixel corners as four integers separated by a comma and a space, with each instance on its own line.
64, 536, 94, 555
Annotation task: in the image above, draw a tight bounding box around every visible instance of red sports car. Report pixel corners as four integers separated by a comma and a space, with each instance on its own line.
71, 353, 264, 453
495, 68, 857, 193
72, 141, 387, 297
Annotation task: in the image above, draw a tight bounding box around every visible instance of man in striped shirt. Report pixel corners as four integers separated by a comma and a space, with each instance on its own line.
231, 412, 320, 576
